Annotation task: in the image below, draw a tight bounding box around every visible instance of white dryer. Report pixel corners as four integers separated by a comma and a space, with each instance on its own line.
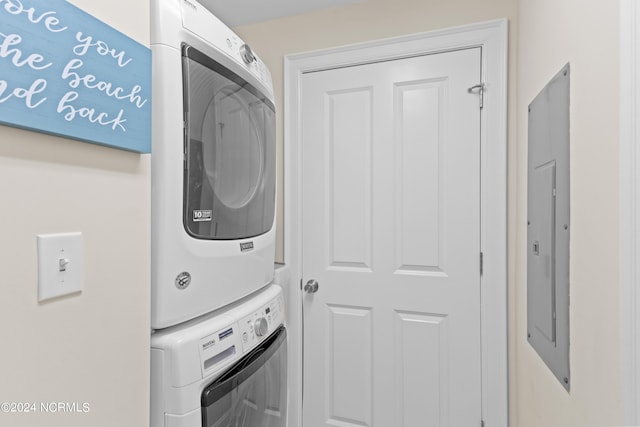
150, 0, 276, 329
151, 284, 287, 427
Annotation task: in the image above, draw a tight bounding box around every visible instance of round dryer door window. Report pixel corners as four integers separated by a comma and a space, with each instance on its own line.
182, 45, 276, 240
203, 87, 263, 210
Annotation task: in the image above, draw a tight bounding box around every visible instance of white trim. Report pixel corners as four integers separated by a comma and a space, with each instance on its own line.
284, 19, 509, 427
621, 0, 640, 424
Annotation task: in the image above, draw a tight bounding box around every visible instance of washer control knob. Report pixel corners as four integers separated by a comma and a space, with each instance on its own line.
240, 44, 256, 64
254, 317, 268, 337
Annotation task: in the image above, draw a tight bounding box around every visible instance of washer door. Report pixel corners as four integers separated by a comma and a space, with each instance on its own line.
201, 326, 287, 427
182, 45, 276, 240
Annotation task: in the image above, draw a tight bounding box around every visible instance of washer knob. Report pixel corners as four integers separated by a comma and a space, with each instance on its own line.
240, 44, 256, 64
254, 317, 268, 337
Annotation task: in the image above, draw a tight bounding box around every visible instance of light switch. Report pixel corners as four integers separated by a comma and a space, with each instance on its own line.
37, 232, 83, 302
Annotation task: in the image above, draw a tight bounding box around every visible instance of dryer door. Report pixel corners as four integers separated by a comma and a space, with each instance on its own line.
182, 45, 276, 240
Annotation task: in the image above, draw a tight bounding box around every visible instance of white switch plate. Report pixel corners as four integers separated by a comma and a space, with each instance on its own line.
37, 232, 84, 302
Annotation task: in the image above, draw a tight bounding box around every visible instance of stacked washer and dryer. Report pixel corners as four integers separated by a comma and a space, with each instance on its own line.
149, 1, 286, 426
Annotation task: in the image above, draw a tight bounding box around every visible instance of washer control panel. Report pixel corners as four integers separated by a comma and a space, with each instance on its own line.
238, 292, 284, 352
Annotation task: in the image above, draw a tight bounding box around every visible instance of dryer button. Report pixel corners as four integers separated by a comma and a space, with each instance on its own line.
240, 44, 256, 64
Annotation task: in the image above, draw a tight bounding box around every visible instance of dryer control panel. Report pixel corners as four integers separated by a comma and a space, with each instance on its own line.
180, 0, 273, 92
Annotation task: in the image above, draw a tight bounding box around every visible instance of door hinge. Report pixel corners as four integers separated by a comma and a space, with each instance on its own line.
468, 83, 485, 109
480, 252, 484, 276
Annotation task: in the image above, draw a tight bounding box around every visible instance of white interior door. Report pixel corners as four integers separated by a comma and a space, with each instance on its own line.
301, 47, 483, 427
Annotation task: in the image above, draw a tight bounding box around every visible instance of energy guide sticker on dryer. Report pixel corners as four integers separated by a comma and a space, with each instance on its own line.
193, 210, 213, 222
150, 0, 277, 329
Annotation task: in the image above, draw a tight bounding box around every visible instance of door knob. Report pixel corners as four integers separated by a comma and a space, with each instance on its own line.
304, 279, 319, 294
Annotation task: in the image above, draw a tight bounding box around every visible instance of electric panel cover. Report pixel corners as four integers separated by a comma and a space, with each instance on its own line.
527, 63, 570, 391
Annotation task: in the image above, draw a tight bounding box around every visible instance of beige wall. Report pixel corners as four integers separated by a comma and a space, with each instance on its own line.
0, 1, 150, 426
0, 0, 623, 425
234, 0, 519, 266
515, 0, 621, 426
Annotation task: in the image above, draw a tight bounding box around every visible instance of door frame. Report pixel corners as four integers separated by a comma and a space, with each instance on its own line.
620, 0, 640, 424
284, 19, 509, 427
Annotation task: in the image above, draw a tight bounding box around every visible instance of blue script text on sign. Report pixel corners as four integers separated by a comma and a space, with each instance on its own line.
0, 0, 151, 153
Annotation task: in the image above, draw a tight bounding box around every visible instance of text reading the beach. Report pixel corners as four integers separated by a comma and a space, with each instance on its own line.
0, 0, 151, 153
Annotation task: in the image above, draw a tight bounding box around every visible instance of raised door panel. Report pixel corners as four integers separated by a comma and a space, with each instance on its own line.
325, 89, 373, 272
325, 305, 373, 427
394, 79, 446, 276
394, 311, 450, 427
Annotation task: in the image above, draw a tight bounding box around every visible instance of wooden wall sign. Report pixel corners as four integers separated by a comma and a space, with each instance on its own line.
0, 0, 152, 153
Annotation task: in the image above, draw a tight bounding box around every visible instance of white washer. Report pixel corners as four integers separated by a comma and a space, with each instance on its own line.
151, 284, 287, 427
150, 0, 277, 329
